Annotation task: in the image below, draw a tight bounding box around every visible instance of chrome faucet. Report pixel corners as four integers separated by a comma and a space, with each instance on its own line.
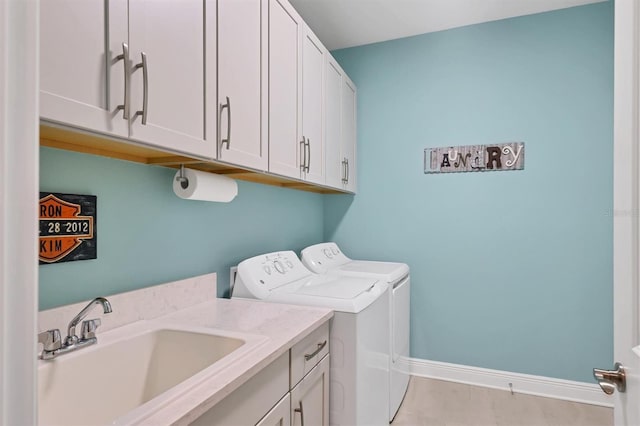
65, 297, 112, 345
38, 297, 112, 360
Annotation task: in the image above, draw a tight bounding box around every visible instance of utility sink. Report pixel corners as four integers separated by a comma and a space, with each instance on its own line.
38, 321, 267, 426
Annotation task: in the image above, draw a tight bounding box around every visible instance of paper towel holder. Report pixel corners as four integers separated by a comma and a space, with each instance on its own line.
175, 165, 189, 189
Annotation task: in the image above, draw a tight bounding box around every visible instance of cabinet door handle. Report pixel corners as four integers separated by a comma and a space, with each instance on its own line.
300, 137, 306, 172
341, 158, 346, 183
115, 43, 130, 119
219, 96, 231, 150
134, 52, 148, 125
305, 138, 311, 173
346, 159, 350, 184
304, 340, 327, 361
294, 400, 305, 426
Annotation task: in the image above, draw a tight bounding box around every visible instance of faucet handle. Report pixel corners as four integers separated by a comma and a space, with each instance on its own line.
81, 318, 102, 340
38, 329, 62, 352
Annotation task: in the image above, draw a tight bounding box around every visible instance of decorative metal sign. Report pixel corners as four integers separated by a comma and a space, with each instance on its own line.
39, 193, 97, 264
424, 142, 525, 174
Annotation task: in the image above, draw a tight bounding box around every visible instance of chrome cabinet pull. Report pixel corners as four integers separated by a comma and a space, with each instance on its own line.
294, 400, 304, 426
341, 158, 347, 183
134, 52, 148, 125
115, 42, 130, 119
305, 138, 311, 173
300, 137, 306, 171
346, 158, 350, 184
219, 97, 231, 150
304, 340, 327, 361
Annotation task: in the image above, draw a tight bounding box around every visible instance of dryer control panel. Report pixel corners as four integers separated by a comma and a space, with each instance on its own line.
301, 242, 351, 273
233, 251, 312, 300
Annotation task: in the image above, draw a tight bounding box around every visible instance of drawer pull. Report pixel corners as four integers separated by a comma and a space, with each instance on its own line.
304, 340, 327, 361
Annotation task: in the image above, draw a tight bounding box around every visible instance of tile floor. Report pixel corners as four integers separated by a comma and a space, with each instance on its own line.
392, 377, 613, 426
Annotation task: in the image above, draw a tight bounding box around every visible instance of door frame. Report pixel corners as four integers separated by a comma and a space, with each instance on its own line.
0, 0, 39, 423
613, 0, 640, 424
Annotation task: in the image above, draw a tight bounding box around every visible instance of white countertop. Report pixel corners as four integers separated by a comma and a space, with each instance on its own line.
128, 297, 332, 425
38, 274, 333, 426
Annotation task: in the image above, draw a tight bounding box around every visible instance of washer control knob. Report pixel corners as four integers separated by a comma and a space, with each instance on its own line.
323, 249, 333, 259
263, 265, 271, 275
331, 247, 339, 255
274, 261, 285, 274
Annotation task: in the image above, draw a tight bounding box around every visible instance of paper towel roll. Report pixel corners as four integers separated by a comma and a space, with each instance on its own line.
173, 168, 238, 202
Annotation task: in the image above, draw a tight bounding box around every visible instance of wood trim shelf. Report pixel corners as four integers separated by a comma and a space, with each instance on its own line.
40, 124, 350, 195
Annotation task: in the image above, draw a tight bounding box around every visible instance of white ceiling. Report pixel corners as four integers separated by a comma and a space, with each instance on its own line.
288, 0, 607, 50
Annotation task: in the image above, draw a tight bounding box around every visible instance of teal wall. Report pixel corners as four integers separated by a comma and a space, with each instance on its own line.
39, 147, 324, 309
328, 3, 613, 383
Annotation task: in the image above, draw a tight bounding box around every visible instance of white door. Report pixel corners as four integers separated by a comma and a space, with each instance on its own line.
341, 77, 357, 192
1, 0, 39, 423
301, 26, 325, 184
217, 0, 266, 170
40, 0, 129, 138
325, 56, 344, 189
268, 0, 303, 179
290, 355, 330, 426
128, 0, 213, 159
593, 1, 640, 424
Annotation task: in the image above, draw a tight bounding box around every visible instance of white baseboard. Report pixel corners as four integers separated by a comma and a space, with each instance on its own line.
407, 358, 613, 408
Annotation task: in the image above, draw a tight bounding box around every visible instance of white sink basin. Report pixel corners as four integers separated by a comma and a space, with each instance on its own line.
38, 321, 266, 425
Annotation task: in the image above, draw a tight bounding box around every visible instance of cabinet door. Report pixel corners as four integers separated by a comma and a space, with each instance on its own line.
342, 77, 357, 193
291, 355, 330, 426
324, 56, 343, 189
217, 0, 267, 169
128, 0, 213, 159
268, 0, 303, 179
40, 0, 128, 138
301, 26, 325, 184
256, 394, 291, 426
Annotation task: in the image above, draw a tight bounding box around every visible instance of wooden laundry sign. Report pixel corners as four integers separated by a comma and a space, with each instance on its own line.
424, 142, 525, 174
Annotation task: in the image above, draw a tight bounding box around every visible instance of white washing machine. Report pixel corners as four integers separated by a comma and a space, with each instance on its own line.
301, 242, 410, 422
232, 251, 390, 426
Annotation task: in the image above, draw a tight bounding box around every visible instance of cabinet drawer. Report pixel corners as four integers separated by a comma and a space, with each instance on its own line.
290, 321, 329, 387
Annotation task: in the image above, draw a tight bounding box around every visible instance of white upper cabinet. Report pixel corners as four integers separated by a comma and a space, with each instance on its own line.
325, 56, 344, 189
342, 76, 357, 193
268, 0, 303, 179
128, 0, 212, 159
40, 0, 357, 193
41, 0, 214, 160
268, 0, 328, 184
217, 0, 267, 170
301, 26, 325, 185
325, 54, 357, 193
40, 0, 129, 138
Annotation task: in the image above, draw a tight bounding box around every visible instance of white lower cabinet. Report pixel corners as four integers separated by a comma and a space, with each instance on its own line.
291, 356, 330, 426
191, 352, 290, 425
258, 394, 291, 426
192, 322, 330, 426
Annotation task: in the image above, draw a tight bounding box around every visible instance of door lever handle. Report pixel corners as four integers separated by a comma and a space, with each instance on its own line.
593, 362, 626, 394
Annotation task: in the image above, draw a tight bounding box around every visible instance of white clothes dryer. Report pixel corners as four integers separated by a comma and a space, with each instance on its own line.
232, 251, 390, 426
301, 242, 410, 422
